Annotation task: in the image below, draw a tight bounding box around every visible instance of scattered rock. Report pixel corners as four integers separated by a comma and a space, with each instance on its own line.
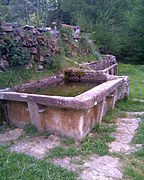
31, 47, 37, 54
0, 59, 9, 71
25, 63, 33, 70
39, 55, 45, 62
2, 23, 13, 32
12, 22, 20, 28
135, 144, 142, 149
22, 25, 35, 30
38, 64, 44, 70
38, 26, 51, 32
72, 51, 78, 57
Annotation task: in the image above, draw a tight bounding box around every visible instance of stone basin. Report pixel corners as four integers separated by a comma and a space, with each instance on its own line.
0, 55, 129, 140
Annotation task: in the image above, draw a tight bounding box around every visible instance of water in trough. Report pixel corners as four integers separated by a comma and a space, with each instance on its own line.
35, 82, 100, 97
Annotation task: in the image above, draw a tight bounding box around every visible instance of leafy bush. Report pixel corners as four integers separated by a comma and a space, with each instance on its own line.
45, 55, 61, 70
0, 38, 30, 68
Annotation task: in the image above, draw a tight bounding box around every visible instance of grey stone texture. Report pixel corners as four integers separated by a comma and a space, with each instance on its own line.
10, 134, 61, 159
109, 117, 141, 154
0, 128, 23, 144
81, 155, 123, 180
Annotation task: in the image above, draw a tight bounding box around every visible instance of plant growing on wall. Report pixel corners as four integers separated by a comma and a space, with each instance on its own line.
0, 38, 30, 68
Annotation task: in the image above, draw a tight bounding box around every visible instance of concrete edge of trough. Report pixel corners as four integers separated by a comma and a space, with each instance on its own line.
0, 76, 128, 110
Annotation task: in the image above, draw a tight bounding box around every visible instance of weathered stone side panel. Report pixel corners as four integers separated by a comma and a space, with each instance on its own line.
83, 107, 98, 134
39, 107, 84, 139
81, 55, 116, 71
115, 77, 129, 101
39, 106, 101, 140
8, 101, 30, 127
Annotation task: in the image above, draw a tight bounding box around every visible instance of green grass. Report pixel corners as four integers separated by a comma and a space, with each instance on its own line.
118, 63, 144, 100
113, 114, 144, 180
132, 115, 144, 147
23, 123, 51, 138
0, 54, 98, 89
47, 123, 115, 159
116, 99, 144, 112
116, 63, 144, 112
0, 145, 77, 180
72, 53, 98, 64
123, 157, 144, 180
114, 63, 144, 180
62, 137, 75, 146
103, 108, 126, 123
0, 67, 53, 89
23, 123, 40, 137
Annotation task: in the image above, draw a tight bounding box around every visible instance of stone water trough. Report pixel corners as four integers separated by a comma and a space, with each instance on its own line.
0, 55, 129, 140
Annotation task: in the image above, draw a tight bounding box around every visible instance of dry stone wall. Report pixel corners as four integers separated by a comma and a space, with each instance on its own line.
0, 22, 60, 71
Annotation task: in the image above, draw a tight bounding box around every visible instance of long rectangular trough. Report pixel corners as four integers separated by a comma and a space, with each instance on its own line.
0, 55, 129, 140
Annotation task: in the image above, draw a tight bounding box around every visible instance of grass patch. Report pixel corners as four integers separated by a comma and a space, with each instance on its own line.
0, 146, 77, 180
117, 63, 144, 112
0, 126, 8, 134
47, 146, 79, 159
80, 136, 109, 156
93, 124, 115, 134
23, 123, 51, 138
118, 64, 144, 179
23, 123, 40, 137
118, 63, 144, 100
62, 137, 75, 146
122, 98, 144, 178
0, 54, 98, 89
123, 156, 144, 180
132, 115, 144, 146
72, 53, 98, 64
116, 99, 144, 112
47, 123, 115, 159
0, 67, 53, 89
103, 108, 126, 123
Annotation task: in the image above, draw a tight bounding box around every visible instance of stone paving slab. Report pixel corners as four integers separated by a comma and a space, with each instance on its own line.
53, 155, 123, 180
109, 117, 141, 154
10, 135, 61, 159
53, 156, 83, 172
126, 112, 144, 117
81, 155, 123, 180
0, 128, 24, 145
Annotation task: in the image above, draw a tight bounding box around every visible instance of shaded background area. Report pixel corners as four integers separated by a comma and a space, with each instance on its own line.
0, 0, 144, 64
